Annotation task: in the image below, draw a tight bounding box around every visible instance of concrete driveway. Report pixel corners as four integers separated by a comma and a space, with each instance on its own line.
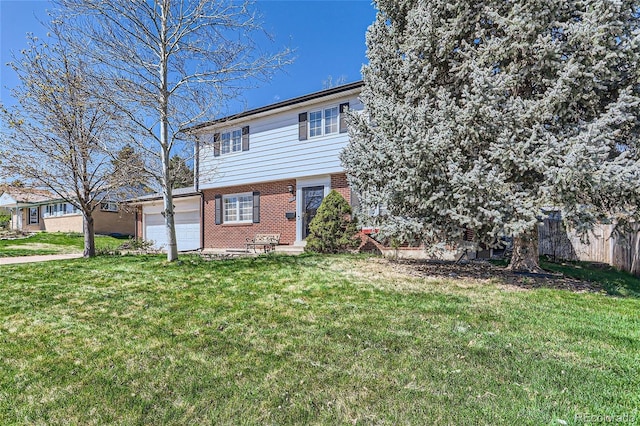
0, 253, 83, 265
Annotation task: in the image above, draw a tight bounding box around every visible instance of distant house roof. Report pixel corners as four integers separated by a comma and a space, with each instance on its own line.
187, 80, 364, 132
0, 184, 145, 208
0, 186, 55, 206
127, 186, 201, 204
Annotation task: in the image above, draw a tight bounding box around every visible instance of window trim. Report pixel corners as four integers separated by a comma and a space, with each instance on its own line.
220, 128, 243, 156
44, 202, 80, 218
307, 105, 339, 139
222, 192, 253, 224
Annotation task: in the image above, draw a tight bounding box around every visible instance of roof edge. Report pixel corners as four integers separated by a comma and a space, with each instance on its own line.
127, 191, 202, 205
186, 81, 364, 133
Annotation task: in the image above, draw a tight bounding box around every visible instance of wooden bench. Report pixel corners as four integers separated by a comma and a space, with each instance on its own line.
246, 233, 280, 253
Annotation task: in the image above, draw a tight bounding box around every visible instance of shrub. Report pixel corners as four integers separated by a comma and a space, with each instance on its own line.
305, 190, 359, 253
117, 237, 155, 252
0, 211, 10, 229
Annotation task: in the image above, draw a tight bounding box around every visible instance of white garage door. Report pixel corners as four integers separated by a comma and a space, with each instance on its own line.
144, 210, 200, 251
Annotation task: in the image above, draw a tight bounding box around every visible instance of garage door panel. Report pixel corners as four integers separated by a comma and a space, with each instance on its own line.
145, 213, 165, 227
144, 210, 200, 251
175, 211, 199, 224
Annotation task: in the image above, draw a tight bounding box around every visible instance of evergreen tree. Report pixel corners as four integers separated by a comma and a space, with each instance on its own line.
305, 190, 359, 254
342, 0, 640, 271
110, 144, 151, 192
168, 156, 194, 189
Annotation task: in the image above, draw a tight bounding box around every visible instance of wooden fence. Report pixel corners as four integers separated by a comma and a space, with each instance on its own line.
538, 219, 640, 276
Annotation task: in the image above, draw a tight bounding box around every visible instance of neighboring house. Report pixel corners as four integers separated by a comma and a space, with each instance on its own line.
0, 187, 56, 232
133, 81, 363, 252
0, 186, 135, 235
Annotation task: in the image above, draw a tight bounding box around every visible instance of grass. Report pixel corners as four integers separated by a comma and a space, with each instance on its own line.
541, 258, 640, 298
491, 256, 640, 298
0, 254, 639, 425
0, 232, 125, 257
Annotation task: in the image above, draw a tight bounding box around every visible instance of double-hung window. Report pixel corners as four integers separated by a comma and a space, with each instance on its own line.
299, 102, 348, 141
309, 111, 323, 137
221, 129, 243, 155
213, 126, 249, 157
308, 106, 339, 138
324, 107, 338, 134
223, 193, 253, 223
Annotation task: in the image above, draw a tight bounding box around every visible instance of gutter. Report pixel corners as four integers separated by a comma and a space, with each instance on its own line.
185, 81, 364, 133
127, 191, 202, 206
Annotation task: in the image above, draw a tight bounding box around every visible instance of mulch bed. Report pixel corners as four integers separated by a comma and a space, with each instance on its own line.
384, 259, 604, 293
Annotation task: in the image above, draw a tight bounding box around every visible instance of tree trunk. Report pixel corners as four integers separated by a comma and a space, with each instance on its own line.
163, 182, 178, 262
159, 1, 178, 262
83, 212, 96, 258
508, 225, 543, 272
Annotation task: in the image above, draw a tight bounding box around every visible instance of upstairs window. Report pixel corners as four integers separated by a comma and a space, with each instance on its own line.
213, 126, 249, 157
308, 106, 338, 138
324, 107, 338, 134
221, 130, 242, 155
309, 111, 323, 137
298, 103, 348, 141
232, 129, 242, 152
221, 132, 231, 154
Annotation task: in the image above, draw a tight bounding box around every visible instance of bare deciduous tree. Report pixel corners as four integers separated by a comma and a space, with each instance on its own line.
0, 26, 128, 257
55, 0, 292, 261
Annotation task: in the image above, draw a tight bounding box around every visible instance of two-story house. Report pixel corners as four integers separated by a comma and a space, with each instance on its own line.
133, 82, 363, 252
195, 81, 363, 251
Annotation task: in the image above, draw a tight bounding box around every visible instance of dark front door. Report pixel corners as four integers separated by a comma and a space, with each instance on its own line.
302, 186, 324, 239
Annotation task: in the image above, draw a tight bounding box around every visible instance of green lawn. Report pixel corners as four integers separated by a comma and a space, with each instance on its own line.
0, 232, 125, 257
0, 254, 638, 425
541, 258, 640, 298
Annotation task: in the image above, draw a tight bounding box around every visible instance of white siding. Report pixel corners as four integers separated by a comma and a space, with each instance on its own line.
198, 96, 362, 189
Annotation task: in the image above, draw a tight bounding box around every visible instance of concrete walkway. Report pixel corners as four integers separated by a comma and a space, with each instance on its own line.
0, 253, 83, 265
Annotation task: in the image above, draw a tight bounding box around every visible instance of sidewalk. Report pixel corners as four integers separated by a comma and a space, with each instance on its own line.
0, 253, 83, 265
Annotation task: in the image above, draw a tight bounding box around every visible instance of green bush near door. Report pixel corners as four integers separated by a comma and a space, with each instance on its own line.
305, 190, 359, 253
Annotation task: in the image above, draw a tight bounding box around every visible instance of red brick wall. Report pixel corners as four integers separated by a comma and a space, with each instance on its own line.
203, 173, 351, 249
203, 179, 298, 248
331, 173, 350, 204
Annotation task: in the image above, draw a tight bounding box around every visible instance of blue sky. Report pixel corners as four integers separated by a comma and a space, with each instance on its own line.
0, 0, 377, 115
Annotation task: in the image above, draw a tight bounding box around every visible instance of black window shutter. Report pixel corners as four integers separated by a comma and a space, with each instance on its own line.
214, 194, 222, 225
213, 133, 221, 157
252, 191, 260, 223
339, 102, 350, 133
242, 126, 250, 151
298, 112, 307, 141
